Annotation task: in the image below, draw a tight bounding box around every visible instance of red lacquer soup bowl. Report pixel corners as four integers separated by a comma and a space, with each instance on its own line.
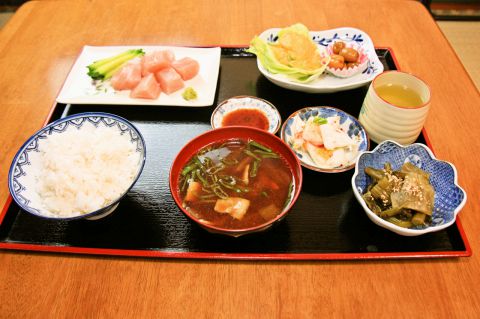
169, 126, 303, 237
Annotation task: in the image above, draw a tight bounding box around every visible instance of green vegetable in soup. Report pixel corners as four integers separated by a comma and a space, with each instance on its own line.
180, 139, 285, 200
362, 162, 435, 228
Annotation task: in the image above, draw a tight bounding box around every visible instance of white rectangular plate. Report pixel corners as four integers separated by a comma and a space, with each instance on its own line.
57, 46, 221, 107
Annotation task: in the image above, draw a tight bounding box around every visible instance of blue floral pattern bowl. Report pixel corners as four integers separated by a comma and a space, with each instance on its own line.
8, 112, 146, 220
211, 96, 281, 134
281, 106, 369, 173
351, 140, 467, 236
256, 27, 384, 93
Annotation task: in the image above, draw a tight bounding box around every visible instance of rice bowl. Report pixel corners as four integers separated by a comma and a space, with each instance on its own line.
8, 112, 146, 220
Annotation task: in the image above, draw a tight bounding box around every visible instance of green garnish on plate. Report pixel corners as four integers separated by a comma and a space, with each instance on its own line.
313, 116, 327, 125
182, 87, 198, 101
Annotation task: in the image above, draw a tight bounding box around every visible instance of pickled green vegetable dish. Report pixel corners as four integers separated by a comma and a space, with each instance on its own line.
362, 162, 435, 228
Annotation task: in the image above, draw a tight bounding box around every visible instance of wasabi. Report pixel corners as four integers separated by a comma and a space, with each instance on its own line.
182, 87, 198, 101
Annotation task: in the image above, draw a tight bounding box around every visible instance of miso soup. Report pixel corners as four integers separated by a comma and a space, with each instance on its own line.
179, 138, 294, 229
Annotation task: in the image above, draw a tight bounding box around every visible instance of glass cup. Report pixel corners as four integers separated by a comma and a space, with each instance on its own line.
359, 71, 431, 145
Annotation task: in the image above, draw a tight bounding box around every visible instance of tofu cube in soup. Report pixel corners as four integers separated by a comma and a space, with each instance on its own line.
214, 197, 251, 220
185, 181, 202, 202
258, 203, 281, 221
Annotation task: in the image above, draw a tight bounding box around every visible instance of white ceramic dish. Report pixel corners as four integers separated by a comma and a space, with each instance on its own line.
57, 46, 221, 107
210, 96, 281, 134
255, 27, 384, 93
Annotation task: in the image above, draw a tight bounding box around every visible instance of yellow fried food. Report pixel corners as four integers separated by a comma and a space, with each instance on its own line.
246, 23, 330, 83
270, 30, 324, 70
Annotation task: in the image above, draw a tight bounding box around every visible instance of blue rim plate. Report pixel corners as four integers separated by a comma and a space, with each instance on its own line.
8, 112, 146, 220
351, 140, 467, 236
256, 27, 384, 93
281, 106, 369, 173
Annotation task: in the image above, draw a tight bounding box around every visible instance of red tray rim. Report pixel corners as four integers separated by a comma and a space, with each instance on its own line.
0, 46, 472, 261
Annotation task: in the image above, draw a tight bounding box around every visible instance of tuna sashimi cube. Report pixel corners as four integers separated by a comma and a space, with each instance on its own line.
171, 57, 200, 81
130, 73, 161, 99
155, 67, 184, 94
141, 50, 175, 76
110, 60, 142, 91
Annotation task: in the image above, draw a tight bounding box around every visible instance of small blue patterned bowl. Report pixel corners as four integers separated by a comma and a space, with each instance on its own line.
8, 112, 146, 221
351, 140, 467, 236
211, 96, 281, 134
281, 106, 369, 173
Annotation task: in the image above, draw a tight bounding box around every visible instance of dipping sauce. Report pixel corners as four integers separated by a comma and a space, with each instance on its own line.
221, 109, 269, 130
375, 83, 424, 108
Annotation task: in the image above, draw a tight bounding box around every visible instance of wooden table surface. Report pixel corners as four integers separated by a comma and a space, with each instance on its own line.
1, 0, 479, 317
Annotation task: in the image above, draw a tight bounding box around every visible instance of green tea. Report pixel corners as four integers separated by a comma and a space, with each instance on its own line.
375, 84, 424, 108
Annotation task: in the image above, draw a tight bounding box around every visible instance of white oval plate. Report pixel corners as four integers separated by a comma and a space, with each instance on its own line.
256, 27, 384, 93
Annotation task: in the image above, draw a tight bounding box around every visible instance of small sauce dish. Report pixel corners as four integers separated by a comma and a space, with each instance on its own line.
211, 96, 281, 134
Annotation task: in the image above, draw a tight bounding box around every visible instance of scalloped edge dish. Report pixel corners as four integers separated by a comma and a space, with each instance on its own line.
351, 140, 467, 236
256, 27, 384, 93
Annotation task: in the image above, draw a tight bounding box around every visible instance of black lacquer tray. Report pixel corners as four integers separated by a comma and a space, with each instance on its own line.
0, 48, 471, 260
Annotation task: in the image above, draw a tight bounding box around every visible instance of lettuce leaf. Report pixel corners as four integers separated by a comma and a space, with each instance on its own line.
277, 23, 309, 39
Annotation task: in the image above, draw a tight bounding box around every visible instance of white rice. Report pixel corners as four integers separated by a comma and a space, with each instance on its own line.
35, 123, 141, 217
